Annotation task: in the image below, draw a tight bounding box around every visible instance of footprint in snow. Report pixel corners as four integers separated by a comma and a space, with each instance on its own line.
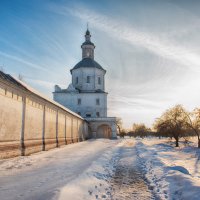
88, 190, 93, 195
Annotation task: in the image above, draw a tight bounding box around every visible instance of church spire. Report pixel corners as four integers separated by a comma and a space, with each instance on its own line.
81, 25, 95, 59
85, 23, 91, 41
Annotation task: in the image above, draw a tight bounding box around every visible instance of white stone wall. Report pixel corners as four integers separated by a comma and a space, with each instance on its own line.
0, 87, 22, 141
54, 66, 107, 119
72, 68, 105, 92
53, 92, 107, 118
0, 77, 90, 158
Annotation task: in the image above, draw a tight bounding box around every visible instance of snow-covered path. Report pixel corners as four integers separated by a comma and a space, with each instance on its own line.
0, 139, 119, 200
109, 140, 154, 199
58, 139, 155, 200
0, 139, 156, 200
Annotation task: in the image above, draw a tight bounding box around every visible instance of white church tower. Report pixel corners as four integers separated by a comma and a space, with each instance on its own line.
53, 28, 117, 139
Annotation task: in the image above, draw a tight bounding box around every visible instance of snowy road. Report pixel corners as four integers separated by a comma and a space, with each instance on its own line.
0, 139, 155, 200
109, 140, 154, 199
0, 140, 119, 200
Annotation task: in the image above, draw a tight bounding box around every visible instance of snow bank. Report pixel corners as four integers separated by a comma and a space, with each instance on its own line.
135, 137, 200, 200
58, 141, 124, 200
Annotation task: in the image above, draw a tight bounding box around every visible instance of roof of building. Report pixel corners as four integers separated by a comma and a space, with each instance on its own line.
0, 71, 27, 90
71, 58, 106, 72
81, 41, 95, 46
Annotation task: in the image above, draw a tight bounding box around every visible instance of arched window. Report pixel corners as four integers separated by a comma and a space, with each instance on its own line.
77, 98, 81, 105
87, 76, 91, 83
98, 77, 101, 85
96, 98, 100, 105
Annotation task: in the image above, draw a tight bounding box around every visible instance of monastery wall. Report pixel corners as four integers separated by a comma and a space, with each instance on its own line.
0, 74, 90, 159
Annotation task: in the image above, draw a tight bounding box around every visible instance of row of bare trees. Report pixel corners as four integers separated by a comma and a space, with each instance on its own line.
129, 123, 151, 138
153, 105, 200, 148
116, 105, 200, 148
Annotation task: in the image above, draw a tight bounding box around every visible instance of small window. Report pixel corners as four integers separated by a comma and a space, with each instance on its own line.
76, 77, 78, 84
96, 112, 100, 117
98, 77, 101, 85
87, 76, 90, 83
86, 114, 91, 117
96, 98, 100, 105
77, 98, 81, 105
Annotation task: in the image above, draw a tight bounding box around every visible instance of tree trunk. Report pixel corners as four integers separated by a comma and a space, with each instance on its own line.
175, 137, 179, 147
193, 130, 200, 148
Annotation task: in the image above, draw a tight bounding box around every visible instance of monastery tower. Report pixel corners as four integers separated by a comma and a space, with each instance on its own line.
53, 28, 117, 139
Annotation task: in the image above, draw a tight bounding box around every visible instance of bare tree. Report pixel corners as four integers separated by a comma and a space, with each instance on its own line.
154, 105, 187, 147
116, 117, 122, 135
132, 123, 150, 138
18, 74, 24, 81
183, 108, 200, 148
119, 129, 126, 138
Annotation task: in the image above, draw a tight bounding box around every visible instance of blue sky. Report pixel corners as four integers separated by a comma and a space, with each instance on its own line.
1, 0, 200, 128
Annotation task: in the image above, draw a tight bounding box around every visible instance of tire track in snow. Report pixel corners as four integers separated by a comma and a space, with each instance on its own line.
108, 140, 155, 200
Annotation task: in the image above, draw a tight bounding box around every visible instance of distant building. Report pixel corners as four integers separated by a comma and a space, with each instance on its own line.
53, 29, 117, 139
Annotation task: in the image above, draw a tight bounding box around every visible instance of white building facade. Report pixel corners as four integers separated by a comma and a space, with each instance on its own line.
53, 29, 117, 139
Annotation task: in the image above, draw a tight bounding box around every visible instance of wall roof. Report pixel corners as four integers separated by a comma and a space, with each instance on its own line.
0, 70, 83, 120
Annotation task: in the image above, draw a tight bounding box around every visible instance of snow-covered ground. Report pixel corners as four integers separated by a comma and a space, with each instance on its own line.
0, 139, 119, 200
59, 139, 154, 200
136, 137, 200, 200
0, 137, 200, 200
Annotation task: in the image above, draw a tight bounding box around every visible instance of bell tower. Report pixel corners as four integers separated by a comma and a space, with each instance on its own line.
81, 28, 95, 59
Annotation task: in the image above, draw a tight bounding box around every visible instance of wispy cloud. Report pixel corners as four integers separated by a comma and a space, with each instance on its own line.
0, 51, 48, 71
24, 77, 66, 97
25, 77, 65, 88
56, 6, 200, 72
53, 5, 200, 127
6, 1, 197, 128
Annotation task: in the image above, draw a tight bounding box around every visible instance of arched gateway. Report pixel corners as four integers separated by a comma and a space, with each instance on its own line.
97, 125, 111, 138
53, 28, 117, 139
87, 117, 117, 139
